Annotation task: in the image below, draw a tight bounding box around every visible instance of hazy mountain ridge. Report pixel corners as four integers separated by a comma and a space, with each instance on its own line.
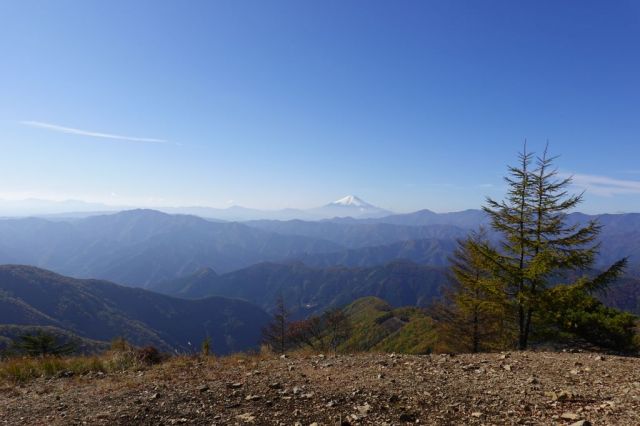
0, 210, 343, 287
289, 238, 458, 269
244, 220, 469, 249
249, 210, 640, 270
151, 260, 449, 318
0, 195, 393, 221
0, 207, 637, 295
0, 265, 268, 354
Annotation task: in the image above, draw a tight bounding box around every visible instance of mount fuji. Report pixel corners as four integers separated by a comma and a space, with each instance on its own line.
309, 195, 393, 219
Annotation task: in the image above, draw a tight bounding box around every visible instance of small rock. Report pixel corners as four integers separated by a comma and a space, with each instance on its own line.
197, 384, 209, 393
356, 403, 372, 416
236, 412, 256, 423
560, 412, 581, 421
245, 394, 261, 401
471, 412, 482, 418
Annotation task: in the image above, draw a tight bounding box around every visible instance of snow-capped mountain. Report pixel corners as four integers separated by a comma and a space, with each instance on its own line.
309, 195, 393, 219
330, 195, 374, 208
0, 195, 393, 221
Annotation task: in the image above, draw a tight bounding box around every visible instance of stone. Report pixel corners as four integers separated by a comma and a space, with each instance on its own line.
356, 403, 372, 416
560, 412, 581, 421
245, 394, 261, 401
236, 413, 256, 423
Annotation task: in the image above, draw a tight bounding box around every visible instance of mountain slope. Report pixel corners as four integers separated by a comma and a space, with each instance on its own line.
290, 238, 458, 268
244, 220, 468, 249
152, 261, 448, 318
0, 324, 109, 354
0, 210, 342, 287
339, 296, 437, 354
0, 265, 269, 354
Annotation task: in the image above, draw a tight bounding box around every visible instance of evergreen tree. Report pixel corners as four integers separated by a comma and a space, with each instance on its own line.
483, 144, 615, 349
13, 331, 76, 357
435, 230, 511, 352
523, 145, 600, 346
262, 295, 290, 353
482, 146, 535, 349
537, 259, 638, 351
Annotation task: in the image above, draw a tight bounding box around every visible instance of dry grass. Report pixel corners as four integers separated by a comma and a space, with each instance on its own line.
0, 349, 150, 383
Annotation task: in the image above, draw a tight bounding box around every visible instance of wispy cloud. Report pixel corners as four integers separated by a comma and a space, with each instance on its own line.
21, 121, 167, 144
569, 173, 640, 196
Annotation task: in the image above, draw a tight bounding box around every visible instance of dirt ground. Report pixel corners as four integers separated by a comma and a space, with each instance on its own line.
1, 351, 639, 425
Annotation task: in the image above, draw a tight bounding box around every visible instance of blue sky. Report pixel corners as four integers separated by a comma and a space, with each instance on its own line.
0, 1, 639, 213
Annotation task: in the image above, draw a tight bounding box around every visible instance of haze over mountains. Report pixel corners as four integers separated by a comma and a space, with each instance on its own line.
0, 195, 393, 221
0, 196, 638, 288
0, 195, 639, 355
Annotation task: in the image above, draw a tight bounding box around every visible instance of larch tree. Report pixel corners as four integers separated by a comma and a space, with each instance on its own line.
483, 144, 605, 349
435, 229, 510, 352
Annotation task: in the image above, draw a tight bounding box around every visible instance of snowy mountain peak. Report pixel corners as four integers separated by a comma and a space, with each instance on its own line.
331, 195, 371, 207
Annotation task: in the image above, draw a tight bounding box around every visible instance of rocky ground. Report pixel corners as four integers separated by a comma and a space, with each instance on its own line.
1, 351, 639, 425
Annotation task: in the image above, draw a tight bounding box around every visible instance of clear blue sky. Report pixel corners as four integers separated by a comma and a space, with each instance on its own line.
1, 0, 639, 213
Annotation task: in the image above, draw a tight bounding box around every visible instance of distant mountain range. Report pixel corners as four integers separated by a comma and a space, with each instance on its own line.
0, 208, 638, 288
0, 195, 393, 221
151, 261, 449, 317
0, 210, 342, 287
0, 265, 269, 354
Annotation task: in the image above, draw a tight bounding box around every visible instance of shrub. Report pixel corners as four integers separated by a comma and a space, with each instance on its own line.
110, 336, 129, 352
539, 284, 639, 352
136, 346, 162, 365
201, 336, 212, 357
12, 331, 76, 357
